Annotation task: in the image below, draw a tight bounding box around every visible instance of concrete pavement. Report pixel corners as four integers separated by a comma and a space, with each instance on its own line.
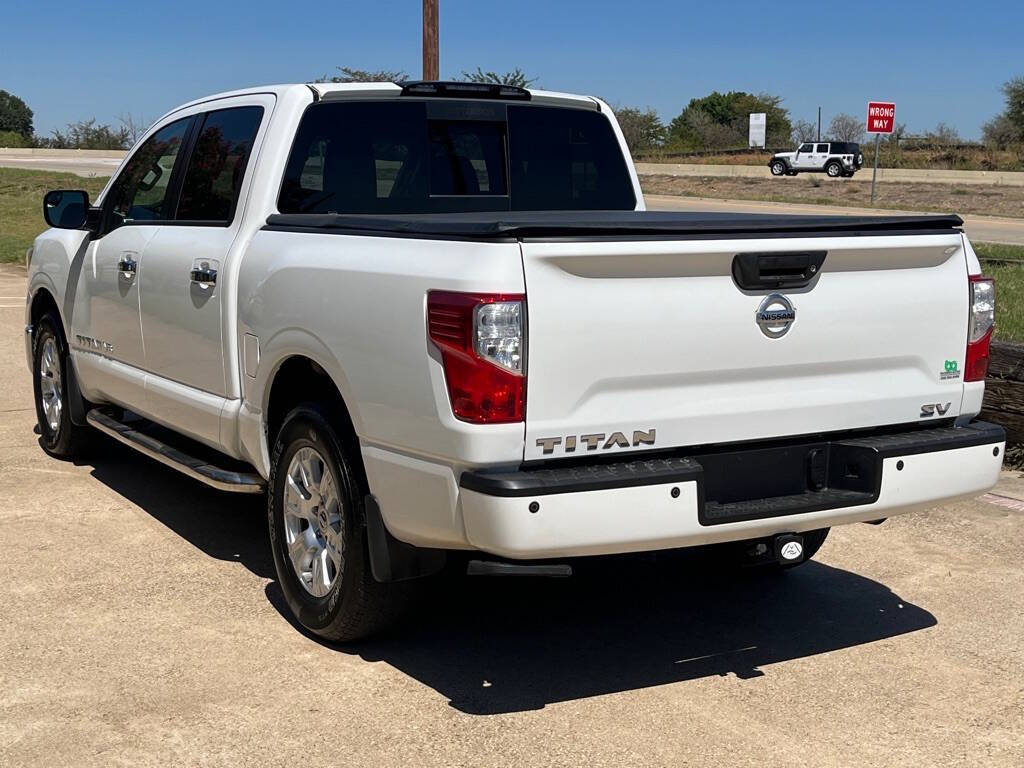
0, 148, 122, 177
647, 193, 1024, 246
2, 262, 1023, 766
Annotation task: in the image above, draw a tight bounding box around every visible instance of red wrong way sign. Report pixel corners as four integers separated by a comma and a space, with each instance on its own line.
866, 101, 896, 133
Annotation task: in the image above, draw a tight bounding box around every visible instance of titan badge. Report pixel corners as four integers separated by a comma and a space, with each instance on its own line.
536, 429, 656, 455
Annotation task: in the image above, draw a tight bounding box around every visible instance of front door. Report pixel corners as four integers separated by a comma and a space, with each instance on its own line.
793, 143, 815, 169
72, 116, 192, 406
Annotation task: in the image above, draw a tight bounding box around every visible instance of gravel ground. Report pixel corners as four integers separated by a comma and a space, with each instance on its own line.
2, 264, 1023, 767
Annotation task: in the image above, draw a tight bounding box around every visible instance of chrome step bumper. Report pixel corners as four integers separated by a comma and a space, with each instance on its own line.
86, 408, 265, 494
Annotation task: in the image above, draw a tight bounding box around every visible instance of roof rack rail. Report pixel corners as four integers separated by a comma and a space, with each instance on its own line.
398, 81, 531, 101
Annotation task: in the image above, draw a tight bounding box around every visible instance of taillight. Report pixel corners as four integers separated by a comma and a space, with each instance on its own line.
965, 275, 995, 382
427, 291, 525, 423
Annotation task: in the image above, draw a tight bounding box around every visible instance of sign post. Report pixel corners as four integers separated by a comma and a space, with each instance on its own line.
748, 113, 766, 148
866, 101, 895, 205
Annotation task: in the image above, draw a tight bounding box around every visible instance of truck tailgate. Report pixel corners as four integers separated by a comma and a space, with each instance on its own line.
521, 233, 969, 460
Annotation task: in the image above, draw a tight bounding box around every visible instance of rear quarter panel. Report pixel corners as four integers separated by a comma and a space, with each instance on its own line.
236, 230, 527, 466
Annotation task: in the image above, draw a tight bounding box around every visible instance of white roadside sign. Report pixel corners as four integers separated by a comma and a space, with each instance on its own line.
748, 113, 767, 148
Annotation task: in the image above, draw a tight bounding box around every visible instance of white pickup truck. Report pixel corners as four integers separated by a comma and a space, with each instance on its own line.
27, 81, 1004, 640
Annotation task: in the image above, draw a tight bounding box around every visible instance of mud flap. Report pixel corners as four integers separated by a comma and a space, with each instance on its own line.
364, 494, 446, 582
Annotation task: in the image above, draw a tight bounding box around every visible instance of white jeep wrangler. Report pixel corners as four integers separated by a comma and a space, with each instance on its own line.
770, 142, 864, 177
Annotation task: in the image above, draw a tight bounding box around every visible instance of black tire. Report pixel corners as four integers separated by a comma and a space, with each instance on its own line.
770, 160, 787, 176
32, 312, 90, 459
267, 404, 412, 642
825, 161, 842, 178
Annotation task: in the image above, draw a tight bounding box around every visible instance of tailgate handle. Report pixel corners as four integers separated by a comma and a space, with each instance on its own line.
732, 251, 827, 290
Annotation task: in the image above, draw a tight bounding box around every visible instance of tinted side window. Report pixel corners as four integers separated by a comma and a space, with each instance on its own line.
176, 106, 264, 222
106, 117, 190, 224
816, 143, 829, 153
799, 143, 813, 153
279, 102, 428, 214
508, 106, 635, 210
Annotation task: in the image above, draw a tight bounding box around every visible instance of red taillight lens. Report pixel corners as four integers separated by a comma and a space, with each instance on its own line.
427, 291, 526, 423
965, 275, 995, 382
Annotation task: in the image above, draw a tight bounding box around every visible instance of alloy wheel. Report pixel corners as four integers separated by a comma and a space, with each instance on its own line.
38, 336, 62, 434
282, 446, 344, 597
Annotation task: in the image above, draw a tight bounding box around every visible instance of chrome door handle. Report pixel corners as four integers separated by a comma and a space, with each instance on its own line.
118, 256, 137, 279
190, 265, 217, 285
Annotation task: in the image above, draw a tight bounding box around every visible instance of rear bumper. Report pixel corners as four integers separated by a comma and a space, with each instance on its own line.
459, 422, 1005, 559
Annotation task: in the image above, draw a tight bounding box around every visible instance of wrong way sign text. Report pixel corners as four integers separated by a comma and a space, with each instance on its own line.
866, 102, 896, 134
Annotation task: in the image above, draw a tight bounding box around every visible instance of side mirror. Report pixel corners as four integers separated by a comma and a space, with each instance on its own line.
43, 190, 89, 229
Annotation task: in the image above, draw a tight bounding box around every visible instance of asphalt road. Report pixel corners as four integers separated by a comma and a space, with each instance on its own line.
647, 194, 1024, 246
2, 263, 1023, 767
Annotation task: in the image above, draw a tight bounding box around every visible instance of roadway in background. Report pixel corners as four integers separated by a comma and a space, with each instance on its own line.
2, 150, 1022, 245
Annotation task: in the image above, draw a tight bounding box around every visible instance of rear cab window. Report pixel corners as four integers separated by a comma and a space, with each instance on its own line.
278, 100, 636, 214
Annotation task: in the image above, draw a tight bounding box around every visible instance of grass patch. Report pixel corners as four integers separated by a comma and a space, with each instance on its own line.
974, 243, 1024, 342
0, 168, 108, 264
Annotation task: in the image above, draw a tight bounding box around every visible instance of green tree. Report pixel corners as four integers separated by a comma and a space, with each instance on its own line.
614, 107, 666, 154
1002, 76, 1024, 133
0, 90, 34, 138
0, 129, 32, 147
316, 67, 408, 83
42, 119, 130, 150
460, 67, 536, 88
982, 76, 1024, 148
667, 91, 791, 151
982, 114, 1018, 148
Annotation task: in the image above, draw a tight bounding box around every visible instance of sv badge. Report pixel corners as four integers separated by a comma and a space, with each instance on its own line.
920, 402, 951, 418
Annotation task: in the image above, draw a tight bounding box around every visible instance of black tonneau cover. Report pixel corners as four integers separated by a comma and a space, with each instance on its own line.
264, 210, 963, 240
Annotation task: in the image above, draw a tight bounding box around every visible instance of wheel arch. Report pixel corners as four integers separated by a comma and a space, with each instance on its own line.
29, 285, 63, 331
263, 353, 367, 489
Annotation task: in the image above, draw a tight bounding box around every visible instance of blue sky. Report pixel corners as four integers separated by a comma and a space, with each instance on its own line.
2, 0, 1020, 141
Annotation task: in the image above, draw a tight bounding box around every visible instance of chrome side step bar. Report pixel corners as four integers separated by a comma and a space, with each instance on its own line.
86, 409, 265, 494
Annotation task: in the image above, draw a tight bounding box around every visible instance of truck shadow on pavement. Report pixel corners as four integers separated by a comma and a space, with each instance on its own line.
86, 440, 937, 716
304, 556, 937, 715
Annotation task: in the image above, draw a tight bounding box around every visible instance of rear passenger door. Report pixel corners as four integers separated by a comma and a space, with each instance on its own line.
137, 98, 269, 434
812, 143, 830, 169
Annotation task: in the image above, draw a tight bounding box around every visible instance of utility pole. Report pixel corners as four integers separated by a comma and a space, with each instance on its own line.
423, 0, 439, 80
817, 106, 821, 141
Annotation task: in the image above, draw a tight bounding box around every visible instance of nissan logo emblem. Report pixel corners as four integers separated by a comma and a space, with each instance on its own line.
756, 294, 796, 338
